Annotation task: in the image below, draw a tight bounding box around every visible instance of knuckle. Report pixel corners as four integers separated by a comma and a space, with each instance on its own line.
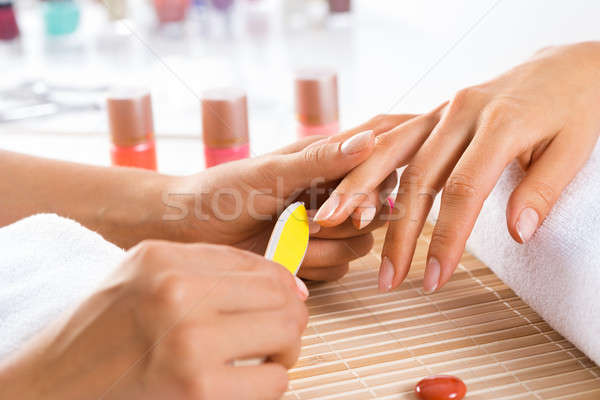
303, 145, 324, 166
400, 164, 427, 187
480, 98, 521, 130
430, 224, 459, 250
148, 272, 187, 313
447, 87, 479, 116
528, 180, 556, 211
444, 172, 479, 201
129, 240, 166, 266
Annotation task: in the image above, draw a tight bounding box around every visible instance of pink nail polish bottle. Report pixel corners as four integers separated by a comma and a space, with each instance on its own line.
201, 88, 250, 168
294, 69, 339, 138
106, 89, 158, 171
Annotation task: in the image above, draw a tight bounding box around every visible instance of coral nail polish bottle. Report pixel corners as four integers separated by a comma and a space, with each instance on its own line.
294, 69, 340, 138
201, 88, 250, 168
153, 0, 191, 23
106, 89, 158, 170
0, 1, 19, 41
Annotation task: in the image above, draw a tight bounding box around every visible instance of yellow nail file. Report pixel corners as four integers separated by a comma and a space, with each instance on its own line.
264, 202, 310, 276
234, 202, 310, 368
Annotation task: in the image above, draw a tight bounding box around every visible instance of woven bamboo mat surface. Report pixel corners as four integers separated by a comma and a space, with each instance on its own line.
284, 224, 600, 400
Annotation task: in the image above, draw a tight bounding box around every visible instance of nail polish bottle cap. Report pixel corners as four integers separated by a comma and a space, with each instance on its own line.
103, 0, 128, 21
294, 69, 339, 126
106, 88, 155, 147
201, 87, 249, 148
328, 0, 351, 13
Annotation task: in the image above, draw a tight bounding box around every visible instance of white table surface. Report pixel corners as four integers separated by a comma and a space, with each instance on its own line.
1, 0, 598, 175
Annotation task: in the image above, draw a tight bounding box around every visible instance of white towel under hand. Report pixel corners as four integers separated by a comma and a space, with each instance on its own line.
430, 142, 600, 366
0, 214, 125, 360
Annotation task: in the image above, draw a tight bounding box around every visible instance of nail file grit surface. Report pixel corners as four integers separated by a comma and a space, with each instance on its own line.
264, 202, 310, 276
233, 202, 310, 367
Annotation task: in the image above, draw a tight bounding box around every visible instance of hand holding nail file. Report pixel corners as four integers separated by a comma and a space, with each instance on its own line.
233, 202, 310, 367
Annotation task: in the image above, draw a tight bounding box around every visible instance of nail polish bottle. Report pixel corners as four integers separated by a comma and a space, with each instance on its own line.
0, 1, 19, 41
207, 0, 234, 37
294, 69, 339, 138
201, 87, 250, 168
43, 0, 80, 37
102, 0, 128, 21
327, 0, 352, 28
328, 0, 351, 13
153, 0, 191, 23
106, 89, 158, 170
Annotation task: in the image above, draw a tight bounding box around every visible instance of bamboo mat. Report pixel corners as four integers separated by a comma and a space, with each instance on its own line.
285, 224, 600, 400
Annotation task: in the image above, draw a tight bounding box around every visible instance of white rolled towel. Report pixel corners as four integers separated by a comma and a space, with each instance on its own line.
0, 214, 125, 360
430, 142, 600, 365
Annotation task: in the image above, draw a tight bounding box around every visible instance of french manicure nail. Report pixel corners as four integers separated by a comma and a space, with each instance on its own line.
313, 195, 340, 222
423, 257, 440, 294
516, 207, 539, 243
294, 276, 309, 300
340, 130, 373, 155
379, 256, 395, 292
308, 219, 321, 234
358, 207, 376, 230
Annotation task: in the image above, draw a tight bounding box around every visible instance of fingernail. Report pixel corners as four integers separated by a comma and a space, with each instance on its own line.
516, 207, 539, 243
378, 256, 394, 292
294, 277, 309, 300
314, 195, 340, 222
340, 130, 373, 155
387, 196, 395, 210
308, 219, 321, 234
358, 207, 376, 230
423, 257, 440, 294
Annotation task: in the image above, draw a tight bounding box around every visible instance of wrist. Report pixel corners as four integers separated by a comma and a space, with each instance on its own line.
89, 170, 182, 248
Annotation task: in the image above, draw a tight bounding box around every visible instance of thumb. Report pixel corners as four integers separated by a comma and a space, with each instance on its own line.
507, 133, 592, 243
272, 130, 375, 197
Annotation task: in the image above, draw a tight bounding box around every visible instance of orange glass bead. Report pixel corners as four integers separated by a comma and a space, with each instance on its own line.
415, 375, 467, 400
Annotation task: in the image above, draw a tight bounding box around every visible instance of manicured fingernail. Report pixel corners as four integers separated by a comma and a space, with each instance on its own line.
387, 196, 395, 210
294, 277, 309, 300
379, 256, 394, 292
516, 207, 539, 243
358, 207, 376, 230
340, 130, 373, 155
423, 257, 440, 294
314, 195, 340, 222
308, 219, 321, 234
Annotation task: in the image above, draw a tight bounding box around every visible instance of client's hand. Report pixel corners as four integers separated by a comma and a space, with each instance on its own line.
0, 241, 308, 400
313, 41, 600, 293
166, 132, 388, 281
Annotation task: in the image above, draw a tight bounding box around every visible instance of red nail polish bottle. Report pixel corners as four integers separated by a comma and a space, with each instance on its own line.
0, 1, 19, 41
106, 89, 158, 170
294, 69, 340, 138
201, 88, 250, 168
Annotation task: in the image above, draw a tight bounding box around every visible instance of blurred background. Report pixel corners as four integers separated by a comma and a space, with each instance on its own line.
1, 0, 598, 174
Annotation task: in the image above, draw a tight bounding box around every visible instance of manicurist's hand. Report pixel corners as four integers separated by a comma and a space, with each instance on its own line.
167, 131, 388, 281
313, 41, 600, 293
0, 241, 308, 400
